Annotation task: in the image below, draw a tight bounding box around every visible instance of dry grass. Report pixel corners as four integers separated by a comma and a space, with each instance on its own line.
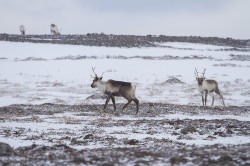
60, 116, 81, 124
31, 115, 43, 122
54, 98, 66, 104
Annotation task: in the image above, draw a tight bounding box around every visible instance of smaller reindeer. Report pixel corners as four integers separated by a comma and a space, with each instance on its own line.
19, 25, 25, 35
90, 67, 139, 114
195, 68, 225, 107
50, 24, 60, 35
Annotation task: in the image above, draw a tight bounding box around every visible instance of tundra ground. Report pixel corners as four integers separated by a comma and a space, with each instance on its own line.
0, 103, 249, 166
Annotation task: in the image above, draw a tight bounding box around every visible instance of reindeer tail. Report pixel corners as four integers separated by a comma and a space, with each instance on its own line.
131, 83, 137, 93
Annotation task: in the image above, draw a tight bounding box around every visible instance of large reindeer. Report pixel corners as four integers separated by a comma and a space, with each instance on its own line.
50, 24, 60, 35
90, 68, 139, 114
195, 68, 225, 107
19, 25, 25, 35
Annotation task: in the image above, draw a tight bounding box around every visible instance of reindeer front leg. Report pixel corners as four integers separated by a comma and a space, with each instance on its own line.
104, 96, 111, 110
201, 92, 205, 106
110, 95, 116, 111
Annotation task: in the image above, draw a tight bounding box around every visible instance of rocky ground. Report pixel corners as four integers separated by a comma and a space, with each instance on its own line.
0, 103, 250, 166
1, 33, 250, 48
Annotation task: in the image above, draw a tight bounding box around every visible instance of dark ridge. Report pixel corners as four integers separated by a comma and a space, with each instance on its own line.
1, 33, 250, 48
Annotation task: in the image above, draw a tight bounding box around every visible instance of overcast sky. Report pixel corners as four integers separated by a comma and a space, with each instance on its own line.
0, 0, 250, 39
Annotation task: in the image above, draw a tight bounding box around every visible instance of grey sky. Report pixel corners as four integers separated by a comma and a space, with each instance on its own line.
0, 0, 250, 39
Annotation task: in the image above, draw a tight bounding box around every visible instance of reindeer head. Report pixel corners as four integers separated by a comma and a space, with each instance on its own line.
194, 68, 206, 86
91, 67, 104, 88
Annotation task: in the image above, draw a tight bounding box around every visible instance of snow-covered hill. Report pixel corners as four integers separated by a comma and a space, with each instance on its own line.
0, 39, 250, 106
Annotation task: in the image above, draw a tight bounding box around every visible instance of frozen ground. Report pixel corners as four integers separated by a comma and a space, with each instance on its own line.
0, 40, 250, 165
0, 103, 250, 165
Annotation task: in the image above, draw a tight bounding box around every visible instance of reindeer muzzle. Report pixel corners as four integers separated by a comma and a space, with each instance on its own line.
198, 82, 202, 86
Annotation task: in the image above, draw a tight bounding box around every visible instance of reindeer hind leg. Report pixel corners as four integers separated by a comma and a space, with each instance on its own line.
205, 91, 208, 107
220, 94, 226, 107
122, 100, 132, 111
215, 87, 226, 107
133, 98, 139, 115
210, 92, 215, 106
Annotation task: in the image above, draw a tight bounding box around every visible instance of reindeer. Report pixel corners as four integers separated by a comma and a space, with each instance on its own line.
19, 25, 25, 35
194, 68, 225, 107
90, 67, 139, 114
50, 24, 60, 35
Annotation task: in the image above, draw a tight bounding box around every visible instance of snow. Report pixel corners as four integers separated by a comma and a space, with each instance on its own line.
1, 41, 250, 107
179, 136, 250, 146
0, 110, 249, 149
0, 40, 250, 148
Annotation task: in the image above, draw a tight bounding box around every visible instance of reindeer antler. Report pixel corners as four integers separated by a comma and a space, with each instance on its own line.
202, 68, 206, 77
194, 68, 199, 78
100, 72, 105, 78
91, 67, 97, 78
91, 67, 105, 78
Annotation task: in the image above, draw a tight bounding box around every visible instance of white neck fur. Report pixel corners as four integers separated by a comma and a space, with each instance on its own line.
96, 80, 107, 93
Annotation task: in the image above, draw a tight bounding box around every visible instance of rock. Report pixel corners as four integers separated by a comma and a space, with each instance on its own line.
172, 131, 180, 135
165, 77, 184, 84
180, 126, 197, 134
213, 131, 227, 137
206, 136, 217, 140
177, 135, 194, 140
86, 93, 107, 100
125, 139, 139, 145
218, 155, 233, 163
170, 156, 188, 164
84, 134, 94, 139
0, 142, 13, 156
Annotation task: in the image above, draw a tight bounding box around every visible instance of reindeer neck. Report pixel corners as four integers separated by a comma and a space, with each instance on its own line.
97, 80, 107, 93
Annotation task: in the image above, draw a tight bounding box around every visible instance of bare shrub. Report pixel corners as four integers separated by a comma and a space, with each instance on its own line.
213, 63, 239, 67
